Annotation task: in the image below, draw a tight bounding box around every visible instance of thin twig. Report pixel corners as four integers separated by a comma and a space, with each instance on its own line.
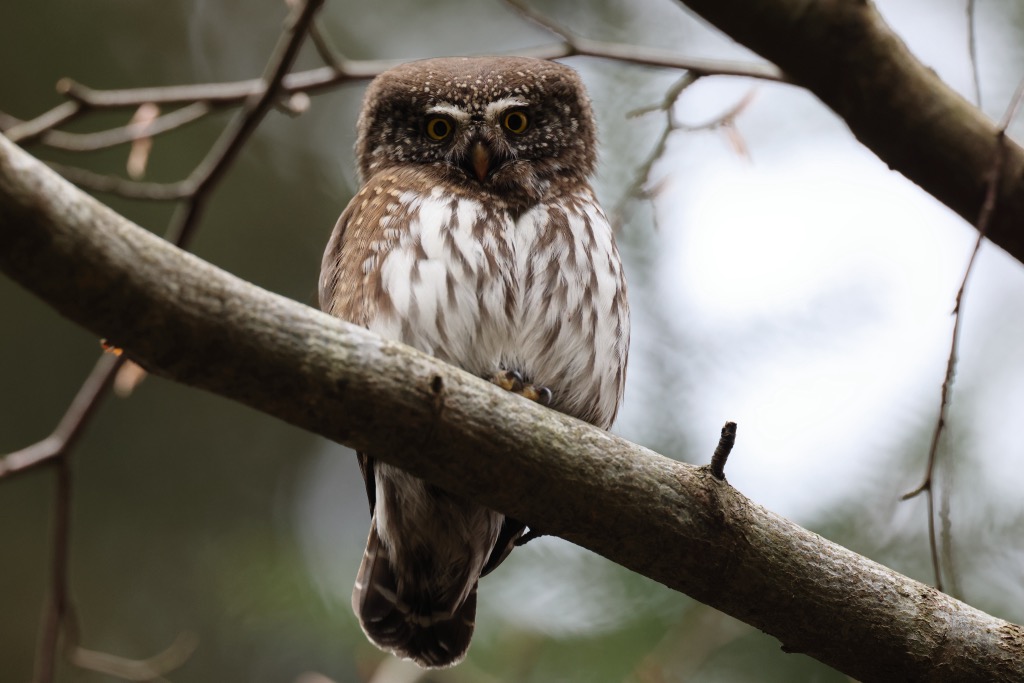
710, 422, 738, 480
55, 63, 386, 108
33, 453, 76, 683
309, 19, 346, 73
167, 0, 326, 248
46, 163, 193, 200
613, 72, 700, 224
938, 467, 961, 598
4, 61, 384, 150
40, 102, 211, 152
902, 76, 1024, 591
69, 631, 199, 681
44, 39, 781, 115
505, 0, 787, 82
527, 39, 787, 82
677, 89, 757, 133
617, 77, 754, 227
0, 353, 124, 480
967, 0, 982, 109
5, 7, 784, 152
2, 101, 82, 144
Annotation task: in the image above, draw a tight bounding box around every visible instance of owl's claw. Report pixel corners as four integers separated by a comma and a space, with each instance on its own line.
489, 370, 552, 406
491, 369, 525, 393
522, 385, 553, 405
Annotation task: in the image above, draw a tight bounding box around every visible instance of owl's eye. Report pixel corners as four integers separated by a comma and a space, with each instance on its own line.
425, 116, 454, 141
502, 110, 530, 135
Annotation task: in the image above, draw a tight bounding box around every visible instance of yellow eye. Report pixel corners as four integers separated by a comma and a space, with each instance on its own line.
503, 110, 529, 134
425, 116, 453, 141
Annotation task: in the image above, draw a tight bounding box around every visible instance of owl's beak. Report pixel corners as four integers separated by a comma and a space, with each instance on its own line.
469, 140, 491, 182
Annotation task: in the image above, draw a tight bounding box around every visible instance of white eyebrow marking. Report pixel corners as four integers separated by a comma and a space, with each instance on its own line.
485, 97, 528, 118
426, 103, 470, 121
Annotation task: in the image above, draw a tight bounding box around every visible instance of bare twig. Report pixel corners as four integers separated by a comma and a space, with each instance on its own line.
41, 102, 211, 153
4, 62, 390, 157
0, 110, 21, 130
41, 0, 334, 249
710, 421, 738, 480
45, 163, 193, 200
53, 62, 387, 109
902, 76, 1024, 591
69, 631, 199, 682
677, 89, 757, 134
503, 0, 782, 81
308, 19, 346, 73
126, 104, 160, 178
614, 72, 699, 224
614, 74, 755, 225
19, 37, 777, 138
2, 101, 82, 144
939, 467, 962, 598
3, 0, 783, 165
0, 353, 124, 480
505, 0, 782, 81
505, 0, 787, 82
33, 454, 73, 683
967, 0, 982, 108
169, 0, 326, 249
525, 39, 787, 81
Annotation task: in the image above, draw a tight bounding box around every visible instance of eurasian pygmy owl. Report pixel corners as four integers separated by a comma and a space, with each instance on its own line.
319, 56, 629, 668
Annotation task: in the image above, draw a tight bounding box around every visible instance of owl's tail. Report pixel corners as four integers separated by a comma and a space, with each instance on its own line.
352, 518, 477, 669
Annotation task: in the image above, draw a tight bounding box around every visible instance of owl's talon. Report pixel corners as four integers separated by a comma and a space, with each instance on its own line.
490, 369, 524, 392
521, 385, 553, 405
490, 370, 552, 406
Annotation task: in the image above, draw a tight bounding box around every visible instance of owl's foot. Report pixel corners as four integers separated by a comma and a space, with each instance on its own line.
489, 370, 552, 405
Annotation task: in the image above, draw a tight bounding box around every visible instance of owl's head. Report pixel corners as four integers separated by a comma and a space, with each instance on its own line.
355, 56, 597, 204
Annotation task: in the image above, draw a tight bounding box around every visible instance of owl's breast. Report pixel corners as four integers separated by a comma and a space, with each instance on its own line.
502, 194, 628, 427
363, 186, 514, 371
364, 184, 628, 428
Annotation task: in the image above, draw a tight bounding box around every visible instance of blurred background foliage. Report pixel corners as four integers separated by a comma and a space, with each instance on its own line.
3, 0, 1024, 681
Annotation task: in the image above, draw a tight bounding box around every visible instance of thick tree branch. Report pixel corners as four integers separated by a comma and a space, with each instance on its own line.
2, 136, 1023, 682
675, 0, 1024, 266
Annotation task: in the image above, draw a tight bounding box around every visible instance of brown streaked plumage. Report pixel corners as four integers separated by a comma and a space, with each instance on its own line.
319, 56, 629, 668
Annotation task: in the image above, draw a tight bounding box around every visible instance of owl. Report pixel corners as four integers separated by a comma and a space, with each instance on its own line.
319, 56, 629, 668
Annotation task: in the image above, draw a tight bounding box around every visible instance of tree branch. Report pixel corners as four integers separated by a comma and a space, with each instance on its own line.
505, 0, 785, 82
675, 0, 1024, 266
2, 134, 1023, 682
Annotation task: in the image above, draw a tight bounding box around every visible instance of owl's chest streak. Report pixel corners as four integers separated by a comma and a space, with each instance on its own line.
365, 193, 586, 378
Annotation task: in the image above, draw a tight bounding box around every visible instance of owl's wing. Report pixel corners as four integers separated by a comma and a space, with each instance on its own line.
318, 175, 400, 325
318, 190, 371, 516
318, 208, 350, 314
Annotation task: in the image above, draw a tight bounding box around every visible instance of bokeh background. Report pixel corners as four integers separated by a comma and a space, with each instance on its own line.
3, 0, 1024, 681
